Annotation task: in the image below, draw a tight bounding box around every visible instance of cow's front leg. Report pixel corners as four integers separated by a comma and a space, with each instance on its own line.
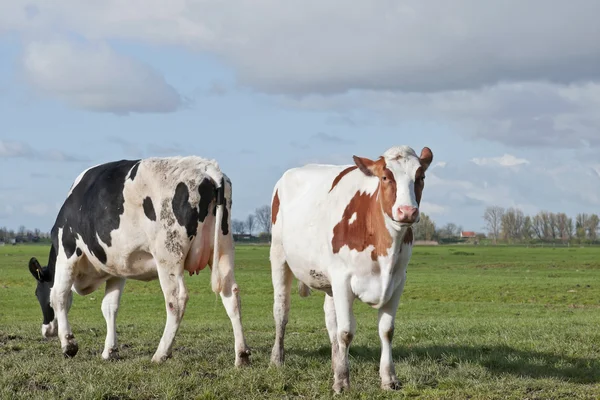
101, 277, 126, 360
378, 275, 406, 390
152, 264, 189, 363
323, 294, 339, 374
331, 281, 356, 394
50, 260, 78, 358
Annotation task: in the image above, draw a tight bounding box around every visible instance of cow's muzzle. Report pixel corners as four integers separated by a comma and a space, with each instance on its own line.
396, 206, 419, 224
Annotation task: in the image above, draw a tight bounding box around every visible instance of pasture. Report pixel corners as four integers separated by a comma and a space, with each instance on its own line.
1, 244, 600, 399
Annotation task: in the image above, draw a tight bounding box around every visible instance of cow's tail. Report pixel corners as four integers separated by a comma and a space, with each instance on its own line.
211, 177, 226, 294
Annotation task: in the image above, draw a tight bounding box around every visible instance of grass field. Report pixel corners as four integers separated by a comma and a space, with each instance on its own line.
1, 244, 600, 399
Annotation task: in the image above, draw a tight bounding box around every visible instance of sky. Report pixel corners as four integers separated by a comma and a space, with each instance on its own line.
1, 1, 600, 233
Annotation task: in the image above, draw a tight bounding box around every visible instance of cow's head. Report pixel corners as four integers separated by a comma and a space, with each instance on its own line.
353, 145, 433, 227
28, 257, 57, 338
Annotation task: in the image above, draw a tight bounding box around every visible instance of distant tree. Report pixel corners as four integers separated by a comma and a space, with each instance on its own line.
588, 214, 599, 241
522, 216, 533, 240
483, 206, 504, 244
232, 219, 245, 235
412, 213, 437, 241
255, 205, 272, 234
501, 207, 525, 242
246, 214, 256, 235
576, 213, 587, 240
565, 216, 575, 240
555, 213, 572, 243
438, 222, 461, 238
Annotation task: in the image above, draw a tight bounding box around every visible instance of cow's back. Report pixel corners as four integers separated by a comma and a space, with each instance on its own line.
52, 156, 224, 276
273, 163, 377, 270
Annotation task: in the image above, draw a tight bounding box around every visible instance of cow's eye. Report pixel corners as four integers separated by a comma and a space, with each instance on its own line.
382, 176, 387, 181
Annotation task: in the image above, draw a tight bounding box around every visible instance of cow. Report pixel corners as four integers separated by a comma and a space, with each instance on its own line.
269, 145, 433, 393
27, 156, 251, 366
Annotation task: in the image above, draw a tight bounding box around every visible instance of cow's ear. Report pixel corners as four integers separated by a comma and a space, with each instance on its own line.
353, 156, 376, 177
28, 257, 43, 282
419, 147, 433, 170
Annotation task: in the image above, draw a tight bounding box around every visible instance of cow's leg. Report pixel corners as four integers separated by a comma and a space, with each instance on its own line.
219, 282, 251, 367
331, 281, 356, 393
323, 294, 340, 374
101, 277, 126, 360
213, 236, 251, 367
378, 277, 405, 390
269, 241, 293, 366
50, 260, 78, 358
152, 263, 189, 363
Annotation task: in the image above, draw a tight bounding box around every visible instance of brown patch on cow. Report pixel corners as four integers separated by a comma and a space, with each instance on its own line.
353, 156, 397, 218
332, 189, 393, 261
271, 190, 280, 225
379, 168, 397, 218
414, 167, 425, 205
403, 227, 414, 245
329, 166, 358, 192
419, 147, 433, 169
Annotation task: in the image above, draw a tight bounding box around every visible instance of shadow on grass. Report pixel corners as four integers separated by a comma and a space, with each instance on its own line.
290, 344, 600, 384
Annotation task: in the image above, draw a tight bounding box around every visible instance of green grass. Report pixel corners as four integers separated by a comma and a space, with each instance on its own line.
1, 244, 600, 399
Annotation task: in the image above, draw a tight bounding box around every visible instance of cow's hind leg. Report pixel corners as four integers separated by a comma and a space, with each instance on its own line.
152, 262, 189, 363
331, 281, 356, 394
101, 277, 126, 360
213, 236, 251, 367
269, 240, 293, 366
50, 259, 78, 358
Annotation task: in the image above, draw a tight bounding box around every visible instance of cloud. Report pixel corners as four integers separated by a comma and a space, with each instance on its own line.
0, 140, 34, 158
2, 1, 598, 95
0, 140, 86, 162
420, 202, 447, 215
471, 154, 530, 168
108, 137, 184, 158
313, 132, 354, 145
208, 82, 228, 96
21, 38, 182, 114
280, 82, 600, 149
290, 133, 353, 150
22, 203, 49, 216
147, 143, 183, 156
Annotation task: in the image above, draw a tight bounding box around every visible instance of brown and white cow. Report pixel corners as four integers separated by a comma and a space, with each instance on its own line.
269, 145, 432, 392
28, 156, 250, 366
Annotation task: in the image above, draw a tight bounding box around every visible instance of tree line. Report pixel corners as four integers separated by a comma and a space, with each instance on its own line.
483, 206, 599, 244
4, 204, 599, 246
0, 226, 49, 244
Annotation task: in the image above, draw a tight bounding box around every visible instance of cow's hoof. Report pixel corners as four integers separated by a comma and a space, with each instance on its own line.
151, 352, 171, 363
381, 379, 402, 391
332, 380, 349, 394
270, 348, 284, 367
62, 336, 78, 358
235, 348, 252, 367
102, 347, 120, 361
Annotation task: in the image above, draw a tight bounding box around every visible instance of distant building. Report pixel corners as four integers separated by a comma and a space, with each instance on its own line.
460, 231, 477, 238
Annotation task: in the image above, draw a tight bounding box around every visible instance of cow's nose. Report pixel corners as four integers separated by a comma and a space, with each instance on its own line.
397, 206, 419, 223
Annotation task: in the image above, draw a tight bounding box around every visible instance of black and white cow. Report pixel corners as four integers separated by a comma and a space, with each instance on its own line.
28, 156, 251, 366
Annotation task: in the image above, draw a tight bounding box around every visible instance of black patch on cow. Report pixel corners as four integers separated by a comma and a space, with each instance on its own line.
197, 178, 215, 223
172, 182, 199, 239
143, 197, 156, 221
129, 161, 141, 181
76, 248, 82, 257
221, 199, 230, 235
52, 159, 141, 265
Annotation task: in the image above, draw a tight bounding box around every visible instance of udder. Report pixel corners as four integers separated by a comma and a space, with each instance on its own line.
184, 222, 213, 275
